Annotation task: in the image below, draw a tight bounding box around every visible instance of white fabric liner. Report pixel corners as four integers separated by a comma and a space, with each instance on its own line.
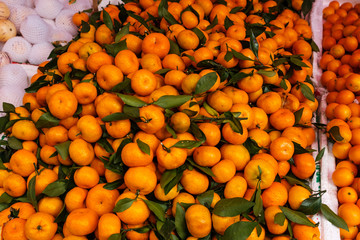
309, 0, 360, 239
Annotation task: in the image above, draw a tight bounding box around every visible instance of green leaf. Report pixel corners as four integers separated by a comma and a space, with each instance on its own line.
293, 141, 316, 154
290, 56, 309, 67
171, 140, 203, 149
279, 206, 316, 227
183, 53, 196, 63
298, 196, 321, 215
188, 159, 215, 177
205, 15, 218, 31
0, 192, 12, 204
128, 12, 150, 31
243, 138, 262, 156
2, 102, 15, 113
257, 69, 276, 77
329, 126, 344, 142
228, 70, 253, 85
63, 72, 72, 91
102, 9, 114, 31
280, 78, 288, 90
189, 122, 206, 142
197, 59, 223, 69
282, 175, 312, 192
224, 111, 243, 134
253, 184, 263, 217
321, 204, 349, 231
27, 175, 37, 211
175, 203, 188, 240
166, 124, 177, 139
194, 72, 218, 94
203, 101, 219, 117
224, 16, 234, 30
153, 95, 192, 109
294, 107, 304, 125
192, 27, 207, 46
103, 179, 124, 190
249, 29, 259, 58
273, 57, 287, 67
111, 77, 132, 93
158, 0, 179, 25
35, 112, 60, 129
300, 83, 315, 102
102, 112, 130, 122
54, 141, 71, 161
123, 105, 140, 119
105, 40, 127, 57
231, 50, 253, 61
213, 198, 254, 217
0, 203, 10, 213
136, 139, 151, 155
169, 39, 181, 55
223, 221, 258, 240
4, 119, 19, 132
159, 219, 176, 240
160, 166, 186, 195
274, 212, 286, 226
301, 0, 314, 16
224, 51, 234, 62
115, 23, 130, 43
80, 20, 90, 33
8, 137, 23, 150
230, 6, 243, 13
118, 94, 147, 107
316, 147, 325, 162
155, 68, 172, 75
97, 138, 114, 154
197, 190, 215, 208
113, 198, 135, 212
130, 225, 152, 233
143, 200, 166, 222
108, 233, 122, 240
42, 179, 68, 197
0, 115, 9, 133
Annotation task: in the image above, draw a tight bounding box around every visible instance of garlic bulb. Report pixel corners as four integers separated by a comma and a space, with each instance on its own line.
0, 51, 10, 66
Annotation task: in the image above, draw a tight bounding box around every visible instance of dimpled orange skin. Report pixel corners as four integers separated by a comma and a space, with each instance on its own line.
185, 204, 212, 238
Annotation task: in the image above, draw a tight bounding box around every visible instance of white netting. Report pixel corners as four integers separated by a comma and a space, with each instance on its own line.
51, 29, 73, 43
2, 37, 31, 63
0, 0, 26, 7
23, 0, 34, 8
63, 0, 92, 12
0, 87, 26, 112
20, 14, 51, 44
43, 19, 56, 31
0, 64, 29, 89
55, 9, 78, 36
27, 42, 54, 65
35, 0, 64, 20
8, 5, 36, 32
